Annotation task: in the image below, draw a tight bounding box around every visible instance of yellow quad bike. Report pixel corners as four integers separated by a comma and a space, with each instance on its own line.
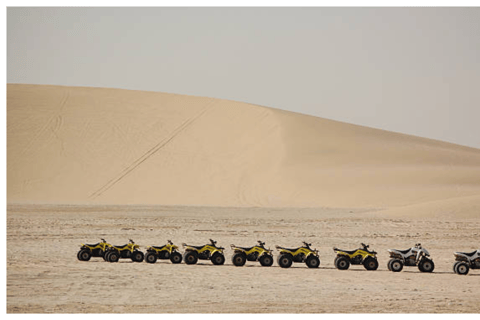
104, 239, 144, 263
77, 238, 112, 261
144, 240, 182, 264
333, 243, 378, 271
275, 241, 320, 268
182, 239, 225, 265
230, 240, 274, 267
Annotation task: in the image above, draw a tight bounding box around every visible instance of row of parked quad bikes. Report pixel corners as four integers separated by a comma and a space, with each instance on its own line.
77, 239, 480, 275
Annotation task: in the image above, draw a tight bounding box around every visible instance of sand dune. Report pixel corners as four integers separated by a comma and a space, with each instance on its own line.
7, 84, 480, 213
7, 84, 480, 313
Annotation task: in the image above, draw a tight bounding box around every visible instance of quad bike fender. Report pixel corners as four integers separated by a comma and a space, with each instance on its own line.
209, 248, 224, 255
184, 246, 198, 253
335, 251, 351, 258
233, 249, 247, 257
230, 245, 246, 254
356, 250, 376, 260
305, 251, 319, 258
416, 248, 430, 262
279, 251, 294, 260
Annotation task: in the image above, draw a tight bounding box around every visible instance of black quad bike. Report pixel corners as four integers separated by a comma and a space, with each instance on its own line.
230, 240, 274, 267
104, 239, 144, 263
182, 239, 225, 265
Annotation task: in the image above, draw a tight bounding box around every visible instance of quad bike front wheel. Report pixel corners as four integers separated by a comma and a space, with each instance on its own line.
77, 249, 92, 261
232, 253, 247, 267
184, 251, 198, 265
335, 256, 350, 270
211, 252, 225, 265
145, 252, 158, 264
306, 255, 320, 268
170, 252, 182, 264
277, 254, 293, 268
389, 259, 403, 272
455, 262, 469, 275
363, 257, 379, 271
108, 251, 120, 263
103, 251, 111, 261
418, 259, 434, 273
131, 251, 144, 262
259, 254, 274, 267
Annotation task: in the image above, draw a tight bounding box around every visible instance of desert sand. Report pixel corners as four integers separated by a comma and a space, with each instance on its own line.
6, 84, 480, 313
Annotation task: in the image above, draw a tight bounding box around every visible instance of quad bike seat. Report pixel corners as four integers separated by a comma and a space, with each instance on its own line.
85, 242, 101, 247
152, 245, 167, 250
277, 246, 302, 252
391, 248, 412, 255
456, 250, 478, 257
236, 246, 255, 251
113, 244, 129, 249
334, 248, 358, 255
186, 245, 207, 250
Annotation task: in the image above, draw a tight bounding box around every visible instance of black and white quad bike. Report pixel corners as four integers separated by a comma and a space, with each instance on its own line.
453, 249, 480, 275
387, 243, 435, 273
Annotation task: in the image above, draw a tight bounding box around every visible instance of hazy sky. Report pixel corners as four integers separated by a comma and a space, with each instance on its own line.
7, 7, 480, 149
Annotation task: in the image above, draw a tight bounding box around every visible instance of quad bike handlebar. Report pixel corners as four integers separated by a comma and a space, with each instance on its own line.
303, 241, 312, 248
258, 240, 265, 247
209, 239, 217, 246
167, 240, 173, 245
361, 243, 369, 249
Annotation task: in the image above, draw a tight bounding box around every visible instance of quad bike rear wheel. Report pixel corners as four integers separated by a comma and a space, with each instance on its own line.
455, 262, 469, 275
184, 251, 198, 265
170, 252, 182, 264
78, 249, 91, 261
306, 255, 320, 268
259, 254, 274, 267
277, 254, 293, 268
232, 253, 247, 267
453, 261, 461, 273
145, 252, 158, 264
389, 259, 403, 272
211, 252, 225, 265
418, 258, 434, 273
363, 257, 379, 271
335, 256, 350, 270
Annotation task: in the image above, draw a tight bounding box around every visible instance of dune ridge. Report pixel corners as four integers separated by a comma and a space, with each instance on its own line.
7, 84, 480, 216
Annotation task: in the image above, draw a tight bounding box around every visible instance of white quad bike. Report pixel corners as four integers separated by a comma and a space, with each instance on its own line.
453, 249, 480, 275
387, 243, 434, 273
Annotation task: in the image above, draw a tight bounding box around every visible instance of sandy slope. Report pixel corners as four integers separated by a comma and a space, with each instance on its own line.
7, 84, 480, 214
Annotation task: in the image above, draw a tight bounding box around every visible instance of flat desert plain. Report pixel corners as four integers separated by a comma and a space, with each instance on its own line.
7, 85, 480, 313
6, 204, 480, 313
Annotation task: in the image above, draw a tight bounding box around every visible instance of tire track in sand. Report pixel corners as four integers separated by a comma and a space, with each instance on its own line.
89, 100, 216, 200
